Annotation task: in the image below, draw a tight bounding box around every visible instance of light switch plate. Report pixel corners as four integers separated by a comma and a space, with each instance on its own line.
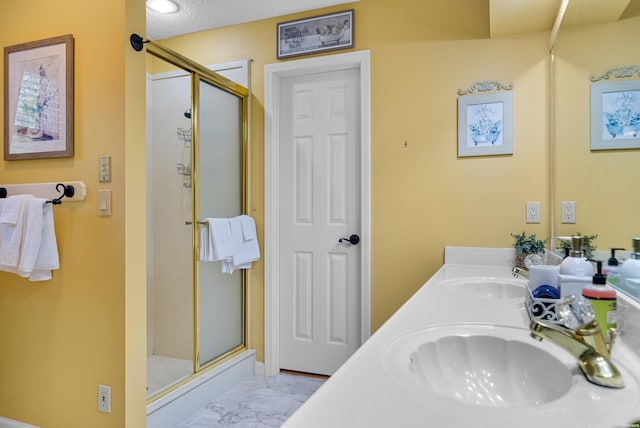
99, 156, 111, 183
98, 189, 111, 216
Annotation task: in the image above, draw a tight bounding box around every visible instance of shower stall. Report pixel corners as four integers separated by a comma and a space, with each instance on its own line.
142, 38, 252, 418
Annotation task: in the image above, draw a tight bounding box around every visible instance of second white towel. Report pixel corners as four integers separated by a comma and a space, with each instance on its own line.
203, 215, 260, 274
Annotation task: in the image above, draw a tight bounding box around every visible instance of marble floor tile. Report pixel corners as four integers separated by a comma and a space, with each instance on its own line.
176, 373, 326, 427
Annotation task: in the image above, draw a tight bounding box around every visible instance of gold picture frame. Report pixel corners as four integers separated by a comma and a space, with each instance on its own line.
4, 34, 74, 160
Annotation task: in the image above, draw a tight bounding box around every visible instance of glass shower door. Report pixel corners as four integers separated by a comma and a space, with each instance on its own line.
194, 76, 246, 368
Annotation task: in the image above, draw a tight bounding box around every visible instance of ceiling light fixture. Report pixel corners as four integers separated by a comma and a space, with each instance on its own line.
146, 0, 178, 14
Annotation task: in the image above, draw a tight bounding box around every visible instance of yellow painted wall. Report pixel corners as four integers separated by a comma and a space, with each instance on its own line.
3, 1, 633, 426
554, 16, 640, 249
159, 0, 550, 357
124, 1, 149, 427
0, 0, 146, 427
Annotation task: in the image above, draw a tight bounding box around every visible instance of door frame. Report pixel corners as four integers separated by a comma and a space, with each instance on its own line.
264, 50, 371, 377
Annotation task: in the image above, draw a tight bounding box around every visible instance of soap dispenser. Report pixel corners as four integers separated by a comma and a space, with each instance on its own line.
558, 235, 594, 297
603, 247, 625, 287
619, 237, 640, 299
582, 260, 617, 340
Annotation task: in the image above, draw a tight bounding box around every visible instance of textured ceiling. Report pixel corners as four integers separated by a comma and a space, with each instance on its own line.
146, 0, 640, 41
146, 0, 359, 40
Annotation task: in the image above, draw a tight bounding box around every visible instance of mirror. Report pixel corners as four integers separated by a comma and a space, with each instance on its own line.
553, 1, 640, 299
553, 3, 640, 249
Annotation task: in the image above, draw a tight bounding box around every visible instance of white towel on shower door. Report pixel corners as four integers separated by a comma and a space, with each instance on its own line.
199, 221, 213, 262
207, 217, 234, 262
230, 215, 260, 270
239, 215, 257, 241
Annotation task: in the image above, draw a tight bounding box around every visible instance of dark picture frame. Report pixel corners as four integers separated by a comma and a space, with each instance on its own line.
277, 10, 354, 59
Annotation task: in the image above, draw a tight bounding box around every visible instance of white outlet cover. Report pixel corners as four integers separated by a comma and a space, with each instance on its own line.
526, 202, 540, 223
98, 384, 111, 413
561, 201, 576, 224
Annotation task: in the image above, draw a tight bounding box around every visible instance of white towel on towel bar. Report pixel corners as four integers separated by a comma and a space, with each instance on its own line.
0, 194, 29, 225
14, 197, 46, 275
0, 196, 59, 281
26, 199, 59, 281
0, 194, 32, 268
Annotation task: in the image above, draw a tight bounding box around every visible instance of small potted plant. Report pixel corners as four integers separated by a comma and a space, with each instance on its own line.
511, 232, 548, 269
558, 233, 598, 259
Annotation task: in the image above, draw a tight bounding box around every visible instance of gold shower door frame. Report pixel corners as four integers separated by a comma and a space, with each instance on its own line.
145, 40, 249, 399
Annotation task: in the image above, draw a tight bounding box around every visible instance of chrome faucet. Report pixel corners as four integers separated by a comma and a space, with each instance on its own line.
528, 312, 624, 388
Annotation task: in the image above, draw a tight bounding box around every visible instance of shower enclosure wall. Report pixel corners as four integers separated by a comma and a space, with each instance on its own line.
145, 45, 251, 404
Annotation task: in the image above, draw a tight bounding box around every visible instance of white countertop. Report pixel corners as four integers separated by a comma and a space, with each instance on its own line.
283, 248, 640, 428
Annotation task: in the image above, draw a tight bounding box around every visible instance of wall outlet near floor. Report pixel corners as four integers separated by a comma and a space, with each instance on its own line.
561, 201, 576, 224
98, 384, 111, 413
526, 202, 541, 223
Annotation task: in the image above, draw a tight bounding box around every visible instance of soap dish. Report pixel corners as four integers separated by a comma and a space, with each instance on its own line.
526, 293, 560, 323
526, 292, 595, 329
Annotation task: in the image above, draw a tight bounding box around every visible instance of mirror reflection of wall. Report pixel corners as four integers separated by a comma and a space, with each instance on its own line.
554, 10, 640, 253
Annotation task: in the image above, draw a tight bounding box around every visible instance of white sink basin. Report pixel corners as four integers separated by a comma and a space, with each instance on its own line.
435, 277, 526, 299
383, 324, 573, 407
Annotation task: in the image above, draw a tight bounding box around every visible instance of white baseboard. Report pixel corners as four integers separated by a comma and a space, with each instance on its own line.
254, 360, 265, 376
0, 417, 39, 428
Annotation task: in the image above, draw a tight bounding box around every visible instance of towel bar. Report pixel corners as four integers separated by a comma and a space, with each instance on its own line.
0, 181, 86, 204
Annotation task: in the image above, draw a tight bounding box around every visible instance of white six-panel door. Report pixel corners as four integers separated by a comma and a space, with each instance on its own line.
278, 68, 361, 375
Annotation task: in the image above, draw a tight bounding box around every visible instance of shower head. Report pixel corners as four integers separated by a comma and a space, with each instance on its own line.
184, 108, 191, 119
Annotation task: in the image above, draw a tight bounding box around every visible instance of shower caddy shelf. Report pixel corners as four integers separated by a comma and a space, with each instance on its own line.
176, 127, 192, 188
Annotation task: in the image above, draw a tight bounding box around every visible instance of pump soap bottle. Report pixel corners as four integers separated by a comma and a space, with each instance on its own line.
603, 247, 625, 287
582, 260, 617, 340
558, 235, 594, 297
619, 237, 640, 299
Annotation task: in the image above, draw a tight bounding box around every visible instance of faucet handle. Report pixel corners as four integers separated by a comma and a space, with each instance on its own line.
512, 266, 529, 279
555, 295, 595, 330
607, 328, 617, 354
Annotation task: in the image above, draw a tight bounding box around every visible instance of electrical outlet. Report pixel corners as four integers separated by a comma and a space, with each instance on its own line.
98, 384, 111, 413
561, 201, 576, 224
526, 202, 540, 223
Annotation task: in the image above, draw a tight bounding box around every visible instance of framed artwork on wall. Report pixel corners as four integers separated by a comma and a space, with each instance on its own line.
457, 87, 514, 157
4, 34, 74, 160
590, 78, 640, 151
277, 10, 354, 59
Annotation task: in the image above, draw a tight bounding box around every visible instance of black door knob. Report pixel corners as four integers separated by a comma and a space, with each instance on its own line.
339, 234, 360, 245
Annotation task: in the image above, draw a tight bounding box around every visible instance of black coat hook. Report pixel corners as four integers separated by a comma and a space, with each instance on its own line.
47, 183, 75, 205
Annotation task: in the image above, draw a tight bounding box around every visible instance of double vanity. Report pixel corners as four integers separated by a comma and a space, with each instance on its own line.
283, 247, 640, 427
